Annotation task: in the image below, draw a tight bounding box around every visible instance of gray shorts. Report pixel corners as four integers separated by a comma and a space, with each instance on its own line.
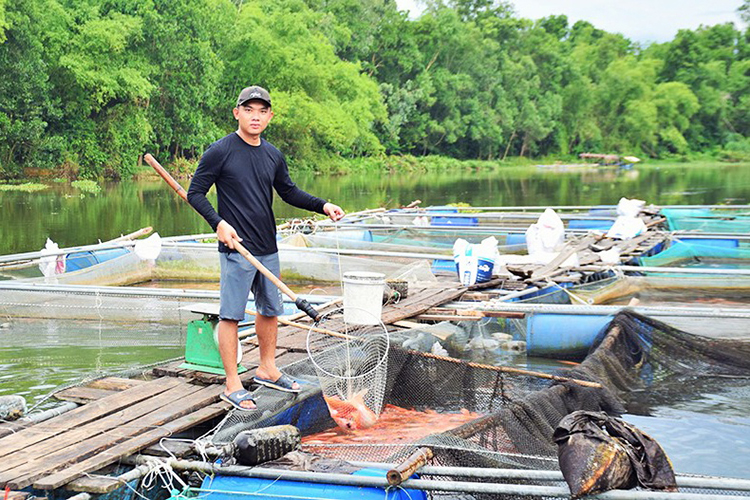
219, 251, 285, 321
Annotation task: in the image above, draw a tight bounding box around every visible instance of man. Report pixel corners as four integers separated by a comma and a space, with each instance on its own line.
187, 85, 345, 410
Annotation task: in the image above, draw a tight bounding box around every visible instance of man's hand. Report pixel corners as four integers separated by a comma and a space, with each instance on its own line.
217, 220, 242, 250
323, 203, 345, 222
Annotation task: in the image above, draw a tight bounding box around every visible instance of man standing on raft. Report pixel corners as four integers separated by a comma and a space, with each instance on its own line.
187, 85, 345, 410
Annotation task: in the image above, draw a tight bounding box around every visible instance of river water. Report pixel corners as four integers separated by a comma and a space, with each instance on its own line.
1, 162, 749, 479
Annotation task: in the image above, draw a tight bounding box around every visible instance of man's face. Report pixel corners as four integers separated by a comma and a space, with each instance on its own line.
233, 100, 273, 137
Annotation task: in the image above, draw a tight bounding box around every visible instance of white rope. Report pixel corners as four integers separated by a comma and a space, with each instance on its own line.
140, 456, 190, 493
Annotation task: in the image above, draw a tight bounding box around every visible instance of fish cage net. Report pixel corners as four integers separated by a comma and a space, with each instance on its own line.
209, 310, 750, 498
0, 285, 212, 323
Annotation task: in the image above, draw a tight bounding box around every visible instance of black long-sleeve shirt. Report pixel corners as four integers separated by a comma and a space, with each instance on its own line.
187, 133, 326, 255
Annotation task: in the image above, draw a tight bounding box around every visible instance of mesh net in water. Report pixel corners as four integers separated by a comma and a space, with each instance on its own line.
210, 310, 750, 497
306, 307, 390, 420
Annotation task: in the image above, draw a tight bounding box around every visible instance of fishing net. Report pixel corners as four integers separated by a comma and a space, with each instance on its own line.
0, 282, 217, 323
639, 238, 750, 268
661, 208, 750, 233
306, 307, 390, 422
209, 310, 750, 498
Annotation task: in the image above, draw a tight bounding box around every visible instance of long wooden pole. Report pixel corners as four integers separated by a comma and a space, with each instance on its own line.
404, 349, 601, 388
144, 153, 322, 321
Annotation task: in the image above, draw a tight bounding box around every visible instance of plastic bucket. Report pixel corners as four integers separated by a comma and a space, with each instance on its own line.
343, 271, 385, 325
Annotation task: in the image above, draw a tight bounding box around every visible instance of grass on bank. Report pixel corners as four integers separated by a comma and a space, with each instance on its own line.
0, 182, 48, 192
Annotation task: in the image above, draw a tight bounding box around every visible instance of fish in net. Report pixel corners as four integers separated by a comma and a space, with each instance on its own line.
207, 310, 750, 499
306, 306, 390, 431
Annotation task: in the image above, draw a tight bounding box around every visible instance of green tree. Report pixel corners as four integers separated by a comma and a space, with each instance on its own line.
0, 0, 70, 176
220, 0, 386, 169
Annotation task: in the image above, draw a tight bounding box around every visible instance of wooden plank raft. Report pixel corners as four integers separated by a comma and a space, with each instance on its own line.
0, 377, 228, 491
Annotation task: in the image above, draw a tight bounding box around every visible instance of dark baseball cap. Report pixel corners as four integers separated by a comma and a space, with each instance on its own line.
236, 86, 271, 107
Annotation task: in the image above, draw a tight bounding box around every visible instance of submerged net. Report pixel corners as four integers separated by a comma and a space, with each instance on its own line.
210, 310, 750, 497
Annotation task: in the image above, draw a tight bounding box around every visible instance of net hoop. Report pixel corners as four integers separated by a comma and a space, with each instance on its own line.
305, 306, 390, 381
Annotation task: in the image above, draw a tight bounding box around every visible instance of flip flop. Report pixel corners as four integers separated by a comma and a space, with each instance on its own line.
220, 390, 256, 411
253, 373, 301, 393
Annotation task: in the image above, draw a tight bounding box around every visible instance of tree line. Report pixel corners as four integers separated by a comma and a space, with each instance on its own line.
1, 0, 748, 179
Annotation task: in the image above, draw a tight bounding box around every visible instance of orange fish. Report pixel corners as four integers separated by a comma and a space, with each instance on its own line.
323, 389, 378, 431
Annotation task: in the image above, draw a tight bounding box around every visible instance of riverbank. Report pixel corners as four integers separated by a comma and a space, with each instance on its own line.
6, 151, 748, 184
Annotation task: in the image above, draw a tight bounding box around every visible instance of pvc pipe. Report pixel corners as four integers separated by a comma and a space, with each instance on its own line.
335, 212, 619, 221
345, 461, 750, 491
0, 233, 217, 266
124, 457, 750, 499
22, 401, 79, 423
588, 265, 750, 276
495, 286, 540, 302
315, 222, 598, 234
388, 205, 750, 211
673, 232, 750, 240
0, 282, 337, 304
0, 240, 138, 265
165, 241, 453, 261
474, 302, 750, 319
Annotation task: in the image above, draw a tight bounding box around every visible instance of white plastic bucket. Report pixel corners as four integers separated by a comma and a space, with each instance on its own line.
342, 271, 385, 325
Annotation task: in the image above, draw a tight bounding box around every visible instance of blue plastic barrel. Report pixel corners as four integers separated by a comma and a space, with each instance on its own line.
431, 259, 458, 274
526, 313, 613, 359
431, 216, 478, 226
424, 206, 458, 213
677, 238, 739, 249
200, 468, 426, 500
588, 207, 617, 217
65, 248, 130, 272
567, 219, 614, 231
505, 233, 526, 246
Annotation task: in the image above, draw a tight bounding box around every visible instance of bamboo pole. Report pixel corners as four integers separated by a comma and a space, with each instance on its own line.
401, 348, 601, 388
386, 447, 433, 485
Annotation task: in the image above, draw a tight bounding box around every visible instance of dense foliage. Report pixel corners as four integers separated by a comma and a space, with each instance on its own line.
0, 0, 748, 178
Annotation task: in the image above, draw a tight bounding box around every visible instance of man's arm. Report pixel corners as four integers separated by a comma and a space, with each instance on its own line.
187, 147, 222, 230
273, 156, 328, 213
187, 146, 243, 250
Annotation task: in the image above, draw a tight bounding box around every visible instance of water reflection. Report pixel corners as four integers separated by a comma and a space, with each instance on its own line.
2, 163, 748, 255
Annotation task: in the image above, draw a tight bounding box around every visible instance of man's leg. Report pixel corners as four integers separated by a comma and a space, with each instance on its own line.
254, 314, 300, 391
218, 319, 255, 409
218, 252, 255, 410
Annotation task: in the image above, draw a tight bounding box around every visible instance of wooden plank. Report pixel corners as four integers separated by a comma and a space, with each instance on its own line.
54, 387, 117, 404
0, 420, 31, 439
87, 377, 145, 391
0, 377, 182, 459
0, 382, 201, 484
274, 350, 309, 367
381, 286, 466, 325
33, 401, 227, 490
65, 474, 122, 494
414, 314, 482, 322
5, 492, 29, 500
140, 439, 194, 458
6, 384, 222, 490
529, 234, 597, 280
152, 361, 190, 378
